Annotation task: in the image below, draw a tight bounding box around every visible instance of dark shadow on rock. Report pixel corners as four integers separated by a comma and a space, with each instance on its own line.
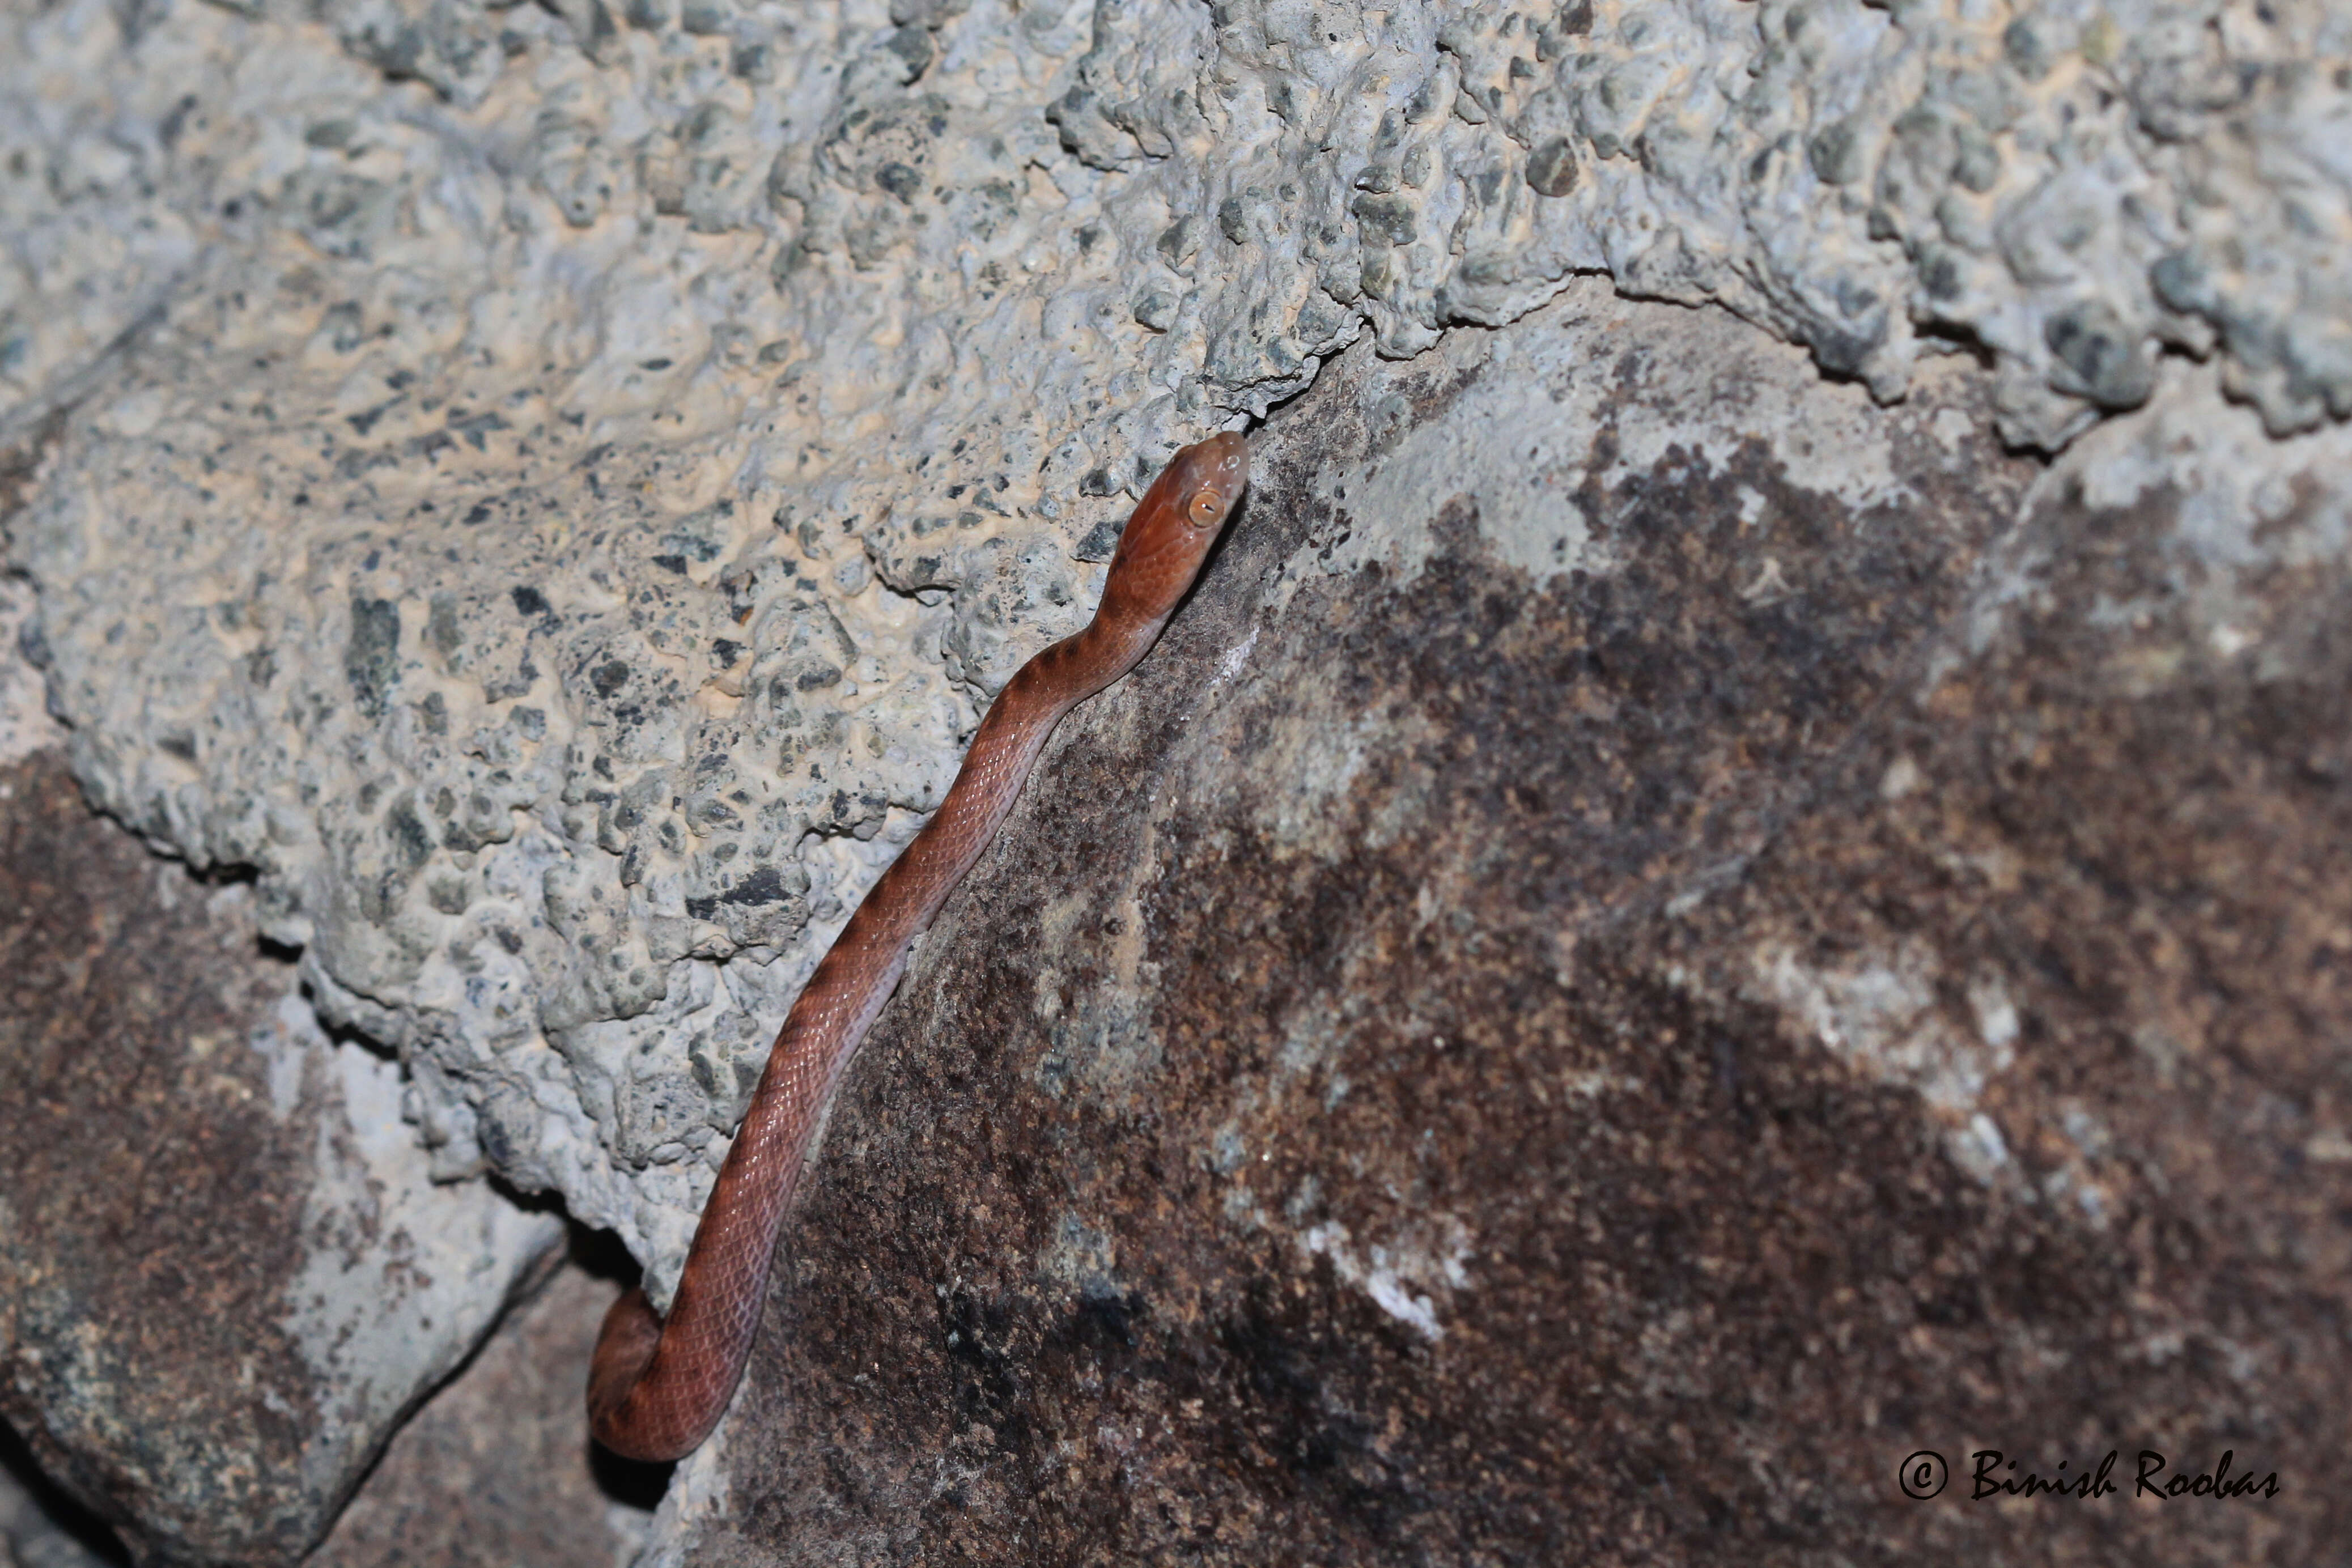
566, 1225, 677, 1510
0, 1419, 131, 1568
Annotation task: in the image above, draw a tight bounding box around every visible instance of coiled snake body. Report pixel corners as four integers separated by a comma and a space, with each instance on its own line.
589, 434, 1250, 1460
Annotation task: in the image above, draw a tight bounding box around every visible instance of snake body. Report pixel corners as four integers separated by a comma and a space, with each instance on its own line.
589, 434, 1249, 1461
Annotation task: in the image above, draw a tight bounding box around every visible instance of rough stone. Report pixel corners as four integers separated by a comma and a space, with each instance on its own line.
308, 1261, 657, 1568
5, 0, 2351, 1553
641, 282, 2352, 1562
2, 1250, 658, 1568
0, 749, 561, 1566
5, 0, 2347, 1312
0, 1438, 119, 1568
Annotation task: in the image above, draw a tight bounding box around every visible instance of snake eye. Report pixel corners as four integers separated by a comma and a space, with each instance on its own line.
1187, 488, 1223, 528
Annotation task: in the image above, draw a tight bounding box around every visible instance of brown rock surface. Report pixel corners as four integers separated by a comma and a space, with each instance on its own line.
0, 750, 561, 1565
1, 749, 323, 1564
674, 289, 2352, 1563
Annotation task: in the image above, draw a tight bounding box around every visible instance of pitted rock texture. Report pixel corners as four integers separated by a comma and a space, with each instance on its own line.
0, 749, 561, 1567
5, 0, 2348, 1298
663, 284, 2349, 1562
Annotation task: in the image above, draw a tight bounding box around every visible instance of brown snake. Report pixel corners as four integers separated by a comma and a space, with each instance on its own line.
589, 434, 1249, 1460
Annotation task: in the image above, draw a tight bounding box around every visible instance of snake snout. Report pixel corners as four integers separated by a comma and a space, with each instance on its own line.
1202, 430, 1248, 491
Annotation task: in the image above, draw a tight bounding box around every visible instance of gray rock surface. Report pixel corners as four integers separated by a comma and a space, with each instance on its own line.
308, 1261, 655, 1568
6, 0, 2346, 1306
0, 1450, 118, 1568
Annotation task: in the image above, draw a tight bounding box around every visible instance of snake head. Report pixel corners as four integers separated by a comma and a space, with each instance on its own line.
1104, 432, 1250, 618
1169, 431, 1249, 533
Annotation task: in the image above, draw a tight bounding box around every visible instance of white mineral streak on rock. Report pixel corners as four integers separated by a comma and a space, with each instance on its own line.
1751, 938, 2019, 1120
1297, 1216, 1474, 1341
0, 576, 66, 767
1750, 938, 2028, 1189
1263, 285, 1926, 604
3, 0, 2346, 1291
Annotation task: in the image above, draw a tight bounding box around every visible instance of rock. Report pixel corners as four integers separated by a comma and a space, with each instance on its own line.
5, 0, 2350, 1553
6, 0, 2348, 1299
0, 1437, 118, 1568
2, 1256, 653, 1568
668, 284, 2346, 1562
0, 750, 562, 1566
309, 1261, 657, 1568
